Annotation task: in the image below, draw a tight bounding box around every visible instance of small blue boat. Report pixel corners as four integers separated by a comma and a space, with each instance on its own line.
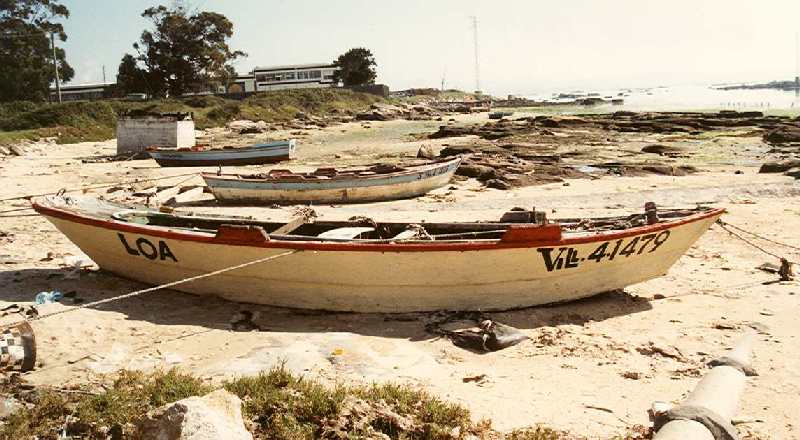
148, 140, 296, 167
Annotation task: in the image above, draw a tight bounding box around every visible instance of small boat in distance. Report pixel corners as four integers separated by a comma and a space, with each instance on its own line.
33, 195, 724, 312
148, 139, 296, 167
202, 156, 462, 204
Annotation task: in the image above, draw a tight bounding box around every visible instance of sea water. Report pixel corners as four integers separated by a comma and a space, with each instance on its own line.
524, 84, 800, 113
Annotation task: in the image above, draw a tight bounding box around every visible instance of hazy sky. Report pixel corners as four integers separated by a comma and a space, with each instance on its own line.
59, 0, 800, 95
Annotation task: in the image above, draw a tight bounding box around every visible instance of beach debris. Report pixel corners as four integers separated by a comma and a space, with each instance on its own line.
621, 371, 642, 380
0, 322, 37, 372
746, 322, 770, 334
137, 389, 253, 440
59, 290, 85, 305
290, 206, 317, 220
461, 374, 488, 383
0, 255, 23, 265
636, 341, 686, 362
583, 404, 615, 414
230, 310, 261, 332
756, 261, 781, 274
34, 290, 63, 304
425, 312, 528, 352
8, 145, 25, 156
713, 322, 737, 330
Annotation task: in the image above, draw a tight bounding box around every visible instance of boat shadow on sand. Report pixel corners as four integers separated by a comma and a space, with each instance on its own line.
1, 267, 653, 341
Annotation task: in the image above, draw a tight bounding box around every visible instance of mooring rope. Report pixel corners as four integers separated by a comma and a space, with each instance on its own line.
0, 171, 199, 203
717, 219, 800, 252
0, 249, 300, 331
715, 219, 798, 265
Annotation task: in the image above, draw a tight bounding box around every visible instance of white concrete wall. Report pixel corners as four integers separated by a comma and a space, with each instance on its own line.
255, 82, 334, 92
116, 117, 195, 154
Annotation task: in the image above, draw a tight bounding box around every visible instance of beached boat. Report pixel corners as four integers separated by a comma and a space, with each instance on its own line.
33, 195, 724, 312
201, 157, 462, 204
148, 140, 296, 167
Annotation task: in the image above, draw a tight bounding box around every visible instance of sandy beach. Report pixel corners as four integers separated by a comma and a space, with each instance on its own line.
1, 111, 798, 439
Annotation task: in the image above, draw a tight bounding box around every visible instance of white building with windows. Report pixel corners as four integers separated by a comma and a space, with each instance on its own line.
228, 63, 339, 93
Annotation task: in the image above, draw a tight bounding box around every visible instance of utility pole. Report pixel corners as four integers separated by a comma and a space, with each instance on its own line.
471, 16, 480, 94
50, 32, 62, 103
102, 65, 106, 84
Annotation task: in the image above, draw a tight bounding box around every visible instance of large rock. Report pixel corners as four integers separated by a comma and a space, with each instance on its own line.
456, 164, 497, 180
763, 127, 800, 144
135, 390, 252, 440
759, 160, 800, 173
416, 144, 437, 159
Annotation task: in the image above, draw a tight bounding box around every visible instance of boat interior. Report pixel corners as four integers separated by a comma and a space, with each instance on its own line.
225, 158, 456, 181
105, 204, 712, 243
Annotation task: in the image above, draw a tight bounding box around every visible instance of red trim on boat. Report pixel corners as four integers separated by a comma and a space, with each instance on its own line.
31, 200, 725, 252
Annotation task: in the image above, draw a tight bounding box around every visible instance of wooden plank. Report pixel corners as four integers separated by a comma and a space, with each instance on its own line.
151, 185, 183, 205
271, 216, 309, 235
317, 227, 374, 239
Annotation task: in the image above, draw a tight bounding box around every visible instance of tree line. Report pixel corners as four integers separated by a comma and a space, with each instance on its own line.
0, 0, 377, 102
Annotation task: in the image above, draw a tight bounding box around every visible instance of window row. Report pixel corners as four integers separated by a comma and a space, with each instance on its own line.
255, 70, 326, 83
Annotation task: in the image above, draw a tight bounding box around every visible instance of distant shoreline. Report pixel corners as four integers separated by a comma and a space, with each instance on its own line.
715, 79, 800, 91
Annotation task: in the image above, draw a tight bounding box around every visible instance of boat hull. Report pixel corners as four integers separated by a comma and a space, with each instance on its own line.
149, 140, 295, 167
202, 158, 462, 204
35, 202, 723, 312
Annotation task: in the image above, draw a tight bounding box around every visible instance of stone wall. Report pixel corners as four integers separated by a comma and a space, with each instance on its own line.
116, 116, 196, 154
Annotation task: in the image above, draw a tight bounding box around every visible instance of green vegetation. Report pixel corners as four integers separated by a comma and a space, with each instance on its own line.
0, 366, 651, 440
117, 4, 245, 97
0, 0, 74, 102
0, 88, 382, 145
333, 47, 377, 86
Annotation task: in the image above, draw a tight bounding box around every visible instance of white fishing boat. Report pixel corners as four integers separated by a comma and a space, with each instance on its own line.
201, 157, 462, 204
33, 196, 724, 312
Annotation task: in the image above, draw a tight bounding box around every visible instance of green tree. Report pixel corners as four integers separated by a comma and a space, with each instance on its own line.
129, 4, 245, 97
116, 53, 150, 95
0, 0, 74, 102
332, 48, 377, 87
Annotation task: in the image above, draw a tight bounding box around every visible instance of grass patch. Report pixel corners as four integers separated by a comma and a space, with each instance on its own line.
223, 365, 473, 439
0, 366, 652, 440
0, 89, 382, 146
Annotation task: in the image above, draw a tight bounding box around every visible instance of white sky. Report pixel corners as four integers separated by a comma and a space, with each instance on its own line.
61, 0, 800, 95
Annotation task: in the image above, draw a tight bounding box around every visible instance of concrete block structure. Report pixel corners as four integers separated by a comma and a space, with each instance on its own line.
116, 113, 195, 154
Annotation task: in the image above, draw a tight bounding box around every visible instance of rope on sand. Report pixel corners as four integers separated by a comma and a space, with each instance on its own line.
715, 220, 798, 264
715, 219, 796, 280
0, 171, 199, 203
0, 249, 300, 331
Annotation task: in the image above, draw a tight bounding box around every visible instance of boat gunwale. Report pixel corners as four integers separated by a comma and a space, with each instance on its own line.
31, 197, 725, 252
201, 156, 463, 184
